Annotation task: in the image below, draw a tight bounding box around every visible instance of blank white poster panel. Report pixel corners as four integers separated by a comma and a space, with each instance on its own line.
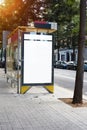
23, 34, 52, 84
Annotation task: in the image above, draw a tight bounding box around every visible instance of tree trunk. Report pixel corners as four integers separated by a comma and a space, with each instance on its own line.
72, 0, 86, 104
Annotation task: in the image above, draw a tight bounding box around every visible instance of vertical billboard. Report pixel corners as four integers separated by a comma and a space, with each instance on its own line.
21, 33, 53, 86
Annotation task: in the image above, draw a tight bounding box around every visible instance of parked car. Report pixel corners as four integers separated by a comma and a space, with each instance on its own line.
56, 60, 67, 69
0, 60, 5, 68
84, 60, 87, 71
54, 61, 57, 68
67, 61, 77, 70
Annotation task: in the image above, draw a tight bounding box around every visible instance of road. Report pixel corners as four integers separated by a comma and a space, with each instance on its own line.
54, 68, 87, 96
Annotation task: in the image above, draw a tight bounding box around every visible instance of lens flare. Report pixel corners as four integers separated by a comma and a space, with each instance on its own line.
0, 0, 4, 5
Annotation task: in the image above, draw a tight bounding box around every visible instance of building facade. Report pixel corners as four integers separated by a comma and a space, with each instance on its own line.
54, 47, 87, 62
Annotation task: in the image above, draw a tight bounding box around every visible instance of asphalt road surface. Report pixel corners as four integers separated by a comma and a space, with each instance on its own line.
54, 68, 87, 96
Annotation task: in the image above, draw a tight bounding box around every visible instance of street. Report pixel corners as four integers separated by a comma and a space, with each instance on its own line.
54, 68, 87, 96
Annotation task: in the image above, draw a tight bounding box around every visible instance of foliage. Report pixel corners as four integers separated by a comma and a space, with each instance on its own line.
0, 0, 47, 43
0, 0, 47, 31
44, 0, 80, 49
0, 0, 82, 50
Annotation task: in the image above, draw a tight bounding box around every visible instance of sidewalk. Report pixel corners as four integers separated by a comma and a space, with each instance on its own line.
0, 69, 87, 130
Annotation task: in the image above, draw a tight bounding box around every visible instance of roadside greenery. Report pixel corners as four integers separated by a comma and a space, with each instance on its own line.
44, 0, 80, 50
0, 0, 80, 49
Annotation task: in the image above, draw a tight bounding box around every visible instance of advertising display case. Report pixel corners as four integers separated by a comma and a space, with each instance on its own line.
6, 24, 57, 94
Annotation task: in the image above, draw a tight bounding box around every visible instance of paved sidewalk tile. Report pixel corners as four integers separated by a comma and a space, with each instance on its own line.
0, 69, 87, 130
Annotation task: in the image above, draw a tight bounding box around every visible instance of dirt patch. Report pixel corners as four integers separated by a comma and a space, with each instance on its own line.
59, 98, 87, 107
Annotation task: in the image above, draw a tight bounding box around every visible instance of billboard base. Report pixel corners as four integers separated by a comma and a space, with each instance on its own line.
44, 85, 54, 93
20, 85, 54, 94
20, 86, 31, 94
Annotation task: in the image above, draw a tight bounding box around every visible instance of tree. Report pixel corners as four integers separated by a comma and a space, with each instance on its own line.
72, 0, 86, 104
44, 0, 80, 51
0, 0, 47, 44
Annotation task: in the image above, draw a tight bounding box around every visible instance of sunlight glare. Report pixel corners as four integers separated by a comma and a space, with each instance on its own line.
0, 0, 4, 5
